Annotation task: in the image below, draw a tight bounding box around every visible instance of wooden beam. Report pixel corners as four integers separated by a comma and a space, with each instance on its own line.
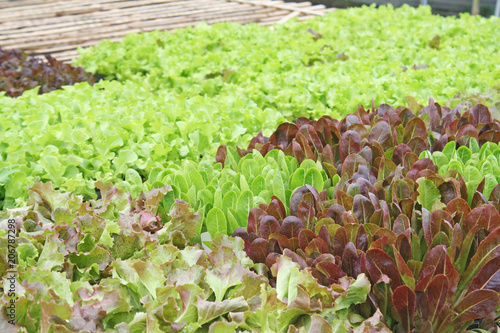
225, 0, 325, 16
275, 10, 299, 23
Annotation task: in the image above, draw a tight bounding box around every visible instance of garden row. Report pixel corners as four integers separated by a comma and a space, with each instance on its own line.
3, 101, 500, 331
0, 4, 500, 332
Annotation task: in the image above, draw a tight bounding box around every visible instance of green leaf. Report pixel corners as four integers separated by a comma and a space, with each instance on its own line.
484, 174, 497, 200
420, 150, 432, 159
132, 260, 166, 299
227, 208, 240, 235
330, 320, 348, 333
464, 166, 482, 202
272, 170, 286, 205
225, 147, 240, 171
241, 158, 260, 179
214, 187, 223, 209
174, 174, 189, 194
304, 168, 324, 192
37, 239, 64, 271
272, 256, 300, 305
239, 174, 250, 193
469, 137, 480, 154
447, 160, 464, 174
208, 322, 239, 332
147, 167, 163, 183
186, 184, 197, 206
198, 187, 214, 206
222, 190, 237, 214
221, 181, 238, 196
416, 178, 442, 211
114, 149, 138, 173
457, 146, 472, 164
442, 141, 456, 160
431, 151, 449, 170
236, 190, 254, 224
299, 159, 317, 170
125, 168, 142, 186
17, 243, 38, 269
196, 297, 248, 326
251, 175, 266, 195
333, 273, 371, 312
290, 168, 305, 191
186, 161, 205, 192
0, 168, 18, 185
205, 258, 249, 302
206, 207, 227, 238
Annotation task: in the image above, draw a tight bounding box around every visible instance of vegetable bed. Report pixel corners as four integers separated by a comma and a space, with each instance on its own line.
1, 4, 500, 332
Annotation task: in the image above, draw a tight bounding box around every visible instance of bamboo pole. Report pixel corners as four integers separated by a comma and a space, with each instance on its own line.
472, 0, 480, 15
225, 0, 324, 16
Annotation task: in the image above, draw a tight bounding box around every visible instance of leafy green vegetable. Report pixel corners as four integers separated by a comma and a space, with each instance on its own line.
0, 181, 374, 332
1, 4, 500, 331
0, 80, 287, 209
233, 133, 500, 331
206, 207, 227, 238
426, 140, 500, 204
220, 101, 500, 178
76, 5, 500, 117
416, 178, 442, 211
148, 149, 331, 238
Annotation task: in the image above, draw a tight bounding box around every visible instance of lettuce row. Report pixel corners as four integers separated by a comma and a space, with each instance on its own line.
108, 101, 500, 242
2, 4, 500, 212
231, 147, 500, 332
0, 182, 378, 332
0, 80, 286, 210
75, 6, 500, 117
220, 99, 500, 167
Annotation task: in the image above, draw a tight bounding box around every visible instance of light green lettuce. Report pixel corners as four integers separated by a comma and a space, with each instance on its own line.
147, 148, 337, 238
0, 81, 286, 209
76, 5, 500, 117
422, 139, 500, 203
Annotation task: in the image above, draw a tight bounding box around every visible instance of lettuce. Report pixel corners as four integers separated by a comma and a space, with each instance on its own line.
426, 140, 500, 205
0, 81, 286, 209
76, 5, 500, 117
0, 182, 373, 332
147, 148, 333, 239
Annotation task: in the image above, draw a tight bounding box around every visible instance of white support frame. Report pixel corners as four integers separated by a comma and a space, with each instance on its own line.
495, 0, 500, 16
225, 0, 325, 16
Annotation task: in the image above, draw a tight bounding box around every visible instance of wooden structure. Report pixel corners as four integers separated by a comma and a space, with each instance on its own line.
0, 0, 335, 63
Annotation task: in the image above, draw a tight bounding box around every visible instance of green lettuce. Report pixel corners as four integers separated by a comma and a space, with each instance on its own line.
76, 5, 500, 117
423, 139, 500, 204
147, 148, 337, 239
0, 81, 286, 209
